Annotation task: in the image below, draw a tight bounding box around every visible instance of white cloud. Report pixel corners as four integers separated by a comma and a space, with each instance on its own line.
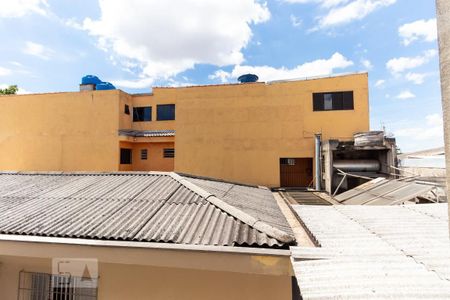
374, 79, 385, 87
394, 114, 443, 146
83, 0, 270, 84
284, 0, 396, 30
396, 90, 415, 99
386, 49, 437, 74
22, 41, 54, 60
399, 18, 437, 46
0, 0, 48, 17
9, 61, 23, 67
426, 113, 443, 127
405, 72, 429, 85
290, 14, 303, 27
111, 78, 154, 89
209, 70, 232, 83
64, 18, 84, 30
361, 58, 373, 70
212, 52, 353, 82
316, 0, 396, 29
283, 0, 351, 8
0, 67, 11, 76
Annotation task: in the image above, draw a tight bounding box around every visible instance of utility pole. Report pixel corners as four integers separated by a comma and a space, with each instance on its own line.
436, 0, 450, 232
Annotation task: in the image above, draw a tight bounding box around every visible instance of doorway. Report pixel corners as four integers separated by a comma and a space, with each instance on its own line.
280, 158, 313, 187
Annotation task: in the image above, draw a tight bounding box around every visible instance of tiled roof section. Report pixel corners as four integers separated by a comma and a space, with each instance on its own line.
0, 172, 294, 248
291, 204, 450, 299
119, 129, 175, 137
181, 175, 294, 236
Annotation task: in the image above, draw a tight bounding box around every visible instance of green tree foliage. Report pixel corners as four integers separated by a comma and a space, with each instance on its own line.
0, 85, 18, 95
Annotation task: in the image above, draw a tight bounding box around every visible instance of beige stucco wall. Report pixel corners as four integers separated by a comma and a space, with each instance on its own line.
0, 255, 290, 300
0, 239, 293, 300
173, 73, 369, 187
0, 90, 121, 171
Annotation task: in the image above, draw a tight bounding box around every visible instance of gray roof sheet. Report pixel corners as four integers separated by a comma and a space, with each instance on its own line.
335, 178, 434, 205
0, 172, 294, 248
183, 176, 294, 236
291, 203, 450, 299
118, 129, 175, 137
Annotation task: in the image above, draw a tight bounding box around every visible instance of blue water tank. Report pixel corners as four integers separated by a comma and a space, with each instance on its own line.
95, 82, 116, 90
81, 75, 102, 85
238, 74, 258, 83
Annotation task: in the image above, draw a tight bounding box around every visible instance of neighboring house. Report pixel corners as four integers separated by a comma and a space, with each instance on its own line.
0, 73, 369, 187
0, 172, 295, 300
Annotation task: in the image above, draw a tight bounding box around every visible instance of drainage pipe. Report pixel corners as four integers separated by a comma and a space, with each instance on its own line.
314, 134, 322, 191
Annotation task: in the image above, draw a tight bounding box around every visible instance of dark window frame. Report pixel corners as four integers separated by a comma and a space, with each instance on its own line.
141, 149, 148, 160
133, 106, 152, 122
163, 148, 175, 158
313, 91, 354, 111
124, 104, 130, 115
157, 104, 175, 121
120, 148, 132, 164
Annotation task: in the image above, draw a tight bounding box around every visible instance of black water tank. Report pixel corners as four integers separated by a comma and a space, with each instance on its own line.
238, 74, 258, 83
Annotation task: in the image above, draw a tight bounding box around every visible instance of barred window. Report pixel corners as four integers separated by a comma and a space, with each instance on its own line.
280, 158, 296, 165
141, 149, 148, 160
163, 148, 175, 158
18, 271, 98, 300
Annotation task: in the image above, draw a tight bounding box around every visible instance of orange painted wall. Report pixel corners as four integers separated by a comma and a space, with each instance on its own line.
0, 90, 120, 171
119, 141, 174, 171
172, 73, 370, 187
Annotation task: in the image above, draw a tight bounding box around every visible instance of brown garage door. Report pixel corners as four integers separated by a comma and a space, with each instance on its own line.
280, 158, 313, 187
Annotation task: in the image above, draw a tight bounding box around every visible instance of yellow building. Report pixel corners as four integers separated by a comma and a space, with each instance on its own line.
0, 73, 369, 187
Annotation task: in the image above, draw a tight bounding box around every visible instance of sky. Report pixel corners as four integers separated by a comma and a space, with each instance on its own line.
0, 0, 442, 152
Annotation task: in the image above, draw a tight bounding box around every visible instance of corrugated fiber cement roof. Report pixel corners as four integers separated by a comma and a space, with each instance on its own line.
0, 172, 294, 248
291, 203, 450, 299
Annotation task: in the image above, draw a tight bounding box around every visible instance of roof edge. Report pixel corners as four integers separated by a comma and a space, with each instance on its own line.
0, 234, 291, 257
170, 173, 295, 244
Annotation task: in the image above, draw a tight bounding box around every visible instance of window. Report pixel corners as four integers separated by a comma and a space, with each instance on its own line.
141, 149, 148, 160
313, 91, 354, 111
163, 148, 175, 158
133, 106, 152, 122
124, 104, 130, 115
120, 148, 132, 164
157, 104, 175, 121
18, 271, 98, 300
280, 158, 296, 165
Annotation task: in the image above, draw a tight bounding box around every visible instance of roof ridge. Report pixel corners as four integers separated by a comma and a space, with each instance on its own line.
170, 173, 294, 244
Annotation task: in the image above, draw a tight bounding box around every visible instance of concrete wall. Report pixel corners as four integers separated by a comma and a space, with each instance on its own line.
173, 74, 369, 187
436, 0, 450, 229
0, 91, 120, 171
